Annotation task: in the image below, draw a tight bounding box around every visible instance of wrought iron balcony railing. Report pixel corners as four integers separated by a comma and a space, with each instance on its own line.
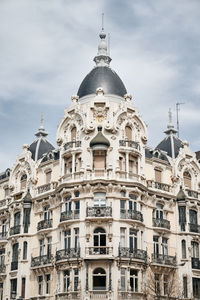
10, 225, 20, 236
60, 210, 79, 222
37, 219, 52, 231
86, 246, 112, 255
119, 247, 147, 261
86, 206, 112, 218
64, 141, 81, 150
120, 209, 143, 222
152, 218, 170, 230
11, 261, 18, 271
0, 232, 7, 240
31, 254, 53, 267
119, 140, 140, 150
192, 257, 200, 269
56, 248, 80, 261
189, 223, 200, 233
151, 253, 176, 266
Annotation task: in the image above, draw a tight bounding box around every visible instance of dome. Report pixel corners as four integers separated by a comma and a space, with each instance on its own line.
77, 66, 127, 99
156, 135, 183, 158
29, 138, 55, 161
29, 119, 55, 161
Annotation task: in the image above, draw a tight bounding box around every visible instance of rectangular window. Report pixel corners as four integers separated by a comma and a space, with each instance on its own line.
38, 276, 43, 295
46, 274, 50, 294
46, 171, 52, 184
129, 229, 137, 250
47, 237, 52, 258
155, 274, 160, 295
23, 241, 27, 260
23, 208, 30, 233
120, 200, 126, 218
12, 243, 19, 262
2, 220, 6, 237
74, 228, 79, 250
130, 269, 138, 292
21, 277, 26, 299
178, 206, 186, 231
44, 205, 51, 220
14, 212, 20, 226
156, 204, 163, 219
153, 236, 159, 255
0, 282, 3, 300
74, 268, 79, 291
10, 279, 17, 299
64, 230, 71, 250
40, 239, 45, 256
183, 276, 188, 298
193, 278, 200, 299
121, 268, 126, 291
162, 238, 168, 256
120, 228, 126, 247
94, 193, 106, 207
64, 270, 70, 292
74, 201, 80, 217
163, 275, 168, 295
155, 169, 162, 182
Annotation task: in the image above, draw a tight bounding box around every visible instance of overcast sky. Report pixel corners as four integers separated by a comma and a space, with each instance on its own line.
1, 0, 200, 171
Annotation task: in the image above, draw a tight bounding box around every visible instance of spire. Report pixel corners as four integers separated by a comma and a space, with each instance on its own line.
94, 13, 112, 67
164, 108, 177, 135
35, 114, 48, 138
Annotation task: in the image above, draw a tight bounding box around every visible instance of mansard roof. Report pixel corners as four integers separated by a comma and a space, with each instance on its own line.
156, 135, 184, 158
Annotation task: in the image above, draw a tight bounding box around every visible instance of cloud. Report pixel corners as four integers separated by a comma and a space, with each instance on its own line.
0, 0, 200, 170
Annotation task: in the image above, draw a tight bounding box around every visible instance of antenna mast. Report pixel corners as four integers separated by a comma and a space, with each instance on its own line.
176, 102, 185, 137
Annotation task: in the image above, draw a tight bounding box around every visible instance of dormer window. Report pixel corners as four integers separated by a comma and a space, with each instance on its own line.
183, 171, 191, 189
20, 174, 27, 190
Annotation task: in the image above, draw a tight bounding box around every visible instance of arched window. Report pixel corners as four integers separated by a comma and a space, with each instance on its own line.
71, 126, 77, 141
182, 240, 186, 259
93, 228, 106, 254
125, 126, 132, 140
93, 268, 106, 290
191, 241, 199, 258
20, 174, 27, 190
183, 171, 191, 189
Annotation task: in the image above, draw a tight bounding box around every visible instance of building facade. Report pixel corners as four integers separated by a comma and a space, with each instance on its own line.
0, 28, 200, 300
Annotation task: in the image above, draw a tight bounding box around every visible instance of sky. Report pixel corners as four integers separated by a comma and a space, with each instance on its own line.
0, 0, 200, 171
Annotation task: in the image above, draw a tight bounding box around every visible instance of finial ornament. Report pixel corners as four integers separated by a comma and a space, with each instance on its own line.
164, 108, 177, 136
35, 113, 48, 138
94, 14, 112, 67
168, 108, 172, 126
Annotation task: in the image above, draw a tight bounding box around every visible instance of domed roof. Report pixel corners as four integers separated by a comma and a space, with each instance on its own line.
90, 126, 110, 149
77, 27, 127, 99
156, 135, 183, 158
77, 66, 127, 98
177, 186, 186, 202
29, 117, 55, 161
156, 109, 183, 158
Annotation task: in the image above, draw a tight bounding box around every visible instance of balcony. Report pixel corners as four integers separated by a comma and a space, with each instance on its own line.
37, 219, 52, 231
151, 253, 176, 266
86, 207, 112, 218
10, 225, 20, 236
192, 257, 200, 269
89, 291, 109, 299
11, 261, 18, 271
119, 140, 140, 150
120, 209, 143, 222
56, 248, 80, 261
119, 247, 147, 261
56, 292, 81, 299
60, 210, 79, 222
64, 141, 81, 151
31, 254, 53, 267
189, 223, 200, 233
37, 182, 57, 194
152, 218, 170, 230
86, 246, 112, 255
147, 180, 171, 193
186, 189, 198, 199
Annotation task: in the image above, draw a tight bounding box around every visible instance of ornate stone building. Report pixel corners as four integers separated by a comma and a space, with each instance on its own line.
0, 27, 200, 300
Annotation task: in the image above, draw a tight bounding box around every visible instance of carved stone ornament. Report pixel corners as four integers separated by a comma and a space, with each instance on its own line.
71, 95, 79, 103
124, 94, 132, 102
